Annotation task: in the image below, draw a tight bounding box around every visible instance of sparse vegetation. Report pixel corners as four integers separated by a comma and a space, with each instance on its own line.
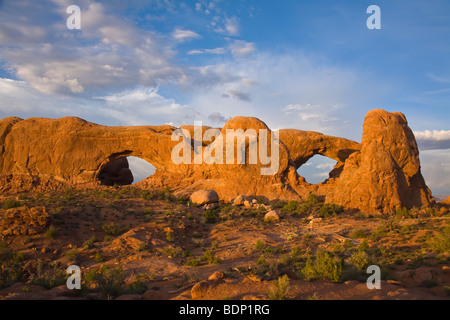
302, 250, 343, 283
2, 198, 21, 210
85, 265, 126, 300
268, 274, 290, 300
44, 225, 58, 239
0, 244, 26, 288
30, 261, 67, 289
0, 186, 448, 300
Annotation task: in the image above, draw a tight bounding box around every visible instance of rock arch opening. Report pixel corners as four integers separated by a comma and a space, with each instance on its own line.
296, 154, 338, 185
97, 156, 156, 186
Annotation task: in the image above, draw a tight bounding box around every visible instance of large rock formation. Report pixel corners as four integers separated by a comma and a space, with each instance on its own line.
0, 109, 434, 213
326, 109, 433, 213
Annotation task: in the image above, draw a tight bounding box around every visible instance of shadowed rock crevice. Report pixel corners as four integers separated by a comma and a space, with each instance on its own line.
97, 157, 134, 186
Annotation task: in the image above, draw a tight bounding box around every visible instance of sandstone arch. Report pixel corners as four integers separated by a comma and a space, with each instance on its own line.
0, 109, 434, 213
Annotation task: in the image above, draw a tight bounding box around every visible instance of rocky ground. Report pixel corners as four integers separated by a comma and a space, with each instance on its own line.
0, 186, 449, 300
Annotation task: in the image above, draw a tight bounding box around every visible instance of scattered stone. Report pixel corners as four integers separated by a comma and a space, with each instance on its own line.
0, 206, 50, 237
208, 271, 224, 281
204, 203, 219, 210
243, 200, 253, 208
233, 195, 250, 206
190, 190, 219, 206
264, 210, 280, 223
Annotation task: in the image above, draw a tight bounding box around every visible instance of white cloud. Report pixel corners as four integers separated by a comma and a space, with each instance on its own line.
427, 73, 450, 84
414, 130, 450, 150
420, 149, 450, 196
214, 16, 240, 35
172, 28, 202, 42
225, 16, 240, 35
187, 47, 226, 55
0, 1, 184, 95
96, 87, 198, 126
229, 40, 256, 58
414, 130, 450, 141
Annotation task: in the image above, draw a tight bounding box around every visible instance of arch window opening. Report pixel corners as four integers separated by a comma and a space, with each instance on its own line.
296, 155, 338, 185
98, 156, 156, 186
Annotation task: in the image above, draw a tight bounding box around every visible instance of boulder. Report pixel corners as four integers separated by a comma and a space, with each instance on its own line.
190, 190, 219, 206
264, 210, 280, 223
233, 195, 250, 206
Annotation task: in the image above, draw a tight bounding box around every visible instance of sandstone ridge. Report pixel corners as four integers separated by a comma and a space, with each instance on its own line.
0, 109, 434, 213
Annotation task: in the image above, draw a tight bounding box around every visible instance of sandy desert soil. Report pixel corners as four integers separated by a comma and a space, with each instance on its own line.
0, 186, 449, 300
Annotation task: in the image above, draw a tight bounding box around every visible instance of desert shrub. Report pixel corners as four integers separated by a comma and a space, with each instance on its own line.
157, 188, 175, 202
64, 248, 80, 261
185, 259, 200, 267
201, 250, 220, 264
359, 239, 370, 251
318, 203, 344, 218
396, 206, 411, 218
101, 222, 125, 236
301, 250, 343, 283
2, 198, 20, 210
427, 227, 450, 255
348, 250, 370, 271
85, 265, 125, 300
83, 236, 98, 249
280, 201, 311, 217
165, 231, 175, 242
45, 225, 58, 239
94, 252, 104, 262
255, 240, 265, 251
0, 244, 26, 288
128, 280, 148, 294
350, 229, 367, 239
307, 193, 319, 204
139, 189, 153, 200
203, 209, 219, 223
30, 261, 67, 289
420, 279, 437, 288
280, 201, 300, 214
268, 274, 290, 300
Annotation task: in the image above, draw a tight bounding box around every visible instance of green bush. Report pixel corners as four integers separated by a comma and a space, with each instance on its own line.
301, 250, 343, 283
186, 259, 200, 267
0, 244, 26, 288
318, 203, 344, 218
2, 198, 20, 210
350, 229, 367, 239
45, 225, 58, 239
203, 209, 220, 223
85, 265, 125, 300
307, 194, 319, 204
348, 250, 369, 271
201, 250, 220, 264
128, 280, 148, 294
64, 248, 80, 261
396, 206, 411, 218
101, 222, 125, 236
83, 236, 98, 249
268, 274, 290, 300
31, 261, 67, 289
427, 227, 450, 254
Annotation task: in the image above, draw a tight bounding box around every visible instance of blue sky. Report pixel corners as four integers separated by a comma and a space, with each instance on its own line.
0, 0, 449, 194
